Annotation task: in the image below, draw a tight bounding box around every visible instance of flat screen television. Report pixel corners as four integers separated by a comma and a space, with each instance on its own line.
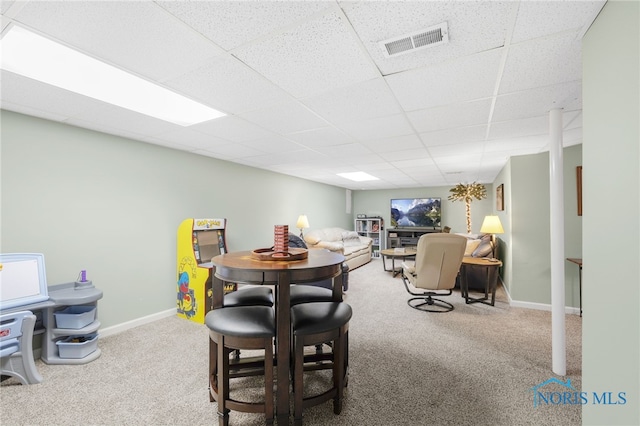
390, 198, 441, 229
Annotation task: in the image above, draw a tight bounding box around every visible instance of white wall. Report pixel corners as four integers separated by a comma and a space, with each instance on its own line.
1, 110, 350, 329
582, 0, 640, 424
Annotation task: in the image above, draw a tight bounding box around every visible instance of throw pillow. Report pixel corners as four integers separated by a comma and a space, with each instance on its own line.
342, 231, 362, 247
464, 239, 481, 256
472, 234, 493, 257
288, 233, 308, 249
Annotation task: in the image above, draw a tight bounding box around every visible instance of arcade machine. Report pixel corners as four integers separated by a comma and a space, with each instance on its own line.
176, 218, 233, 324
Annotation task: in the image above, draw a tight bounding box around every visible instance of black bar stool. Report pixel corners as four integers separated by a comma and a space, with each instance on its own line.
290, 301, 352, 426
289, 285, 332, 306
206, 306, 275, 426
215, 286, 273, 377
224, 286, 273, 307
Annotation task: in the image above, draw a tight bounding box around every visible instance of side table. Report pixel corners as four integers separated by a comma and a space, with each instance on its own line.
380, 248, 417, 277
460, 257, 502, 306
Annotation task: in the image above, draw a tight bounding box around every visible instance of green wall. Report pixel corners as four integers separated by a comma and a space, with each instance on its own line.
582, 0, 640, 424
492, 161, 512, 293
1, 110, 350, 329
509, 145, 582, 308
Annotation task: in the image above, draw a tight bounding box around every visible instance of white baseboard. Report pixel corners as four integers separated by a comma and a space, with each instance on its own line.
509, 299, 581, 315
502, 279, 581, 315
98, 308, 176, 338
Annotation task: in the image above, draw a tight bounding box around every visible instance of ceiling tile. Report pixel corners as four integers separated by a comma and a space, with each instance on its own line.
499, 32, 581, 94
301, 78, 402, 124
238, 101, 329, 135
234, 9, 380, 99
157, 1, 330, 51
489, 116, 552, 140
341, 1, 515, 75
419, 125, 487, 147
1, 71, 97, 120
564, 111, 581, 130
1, 100, 68, 123
1, 1, 16, 15
493, 81, 582, 122
511, 1, 606, 43
385, 48, 503, 111
407, 99, 492, 133
194, 143, 266, 160
314, 143, 375, 159
435, 152, 483, 166
189, 116, 275, 143
286, 127, 355, 148
382, 148, 432, 162
242, 149, 330, 167
151, 128, 231, 151
338, 114, 414, 141
65, 101, 183, 138
240, 136, 303, 154
164, 55, 293, 115
12, 1, 225, 82
484, 134, 549, 153
429, 141, 485, 157
360, 134, 424, 154
563, 127, 583, 146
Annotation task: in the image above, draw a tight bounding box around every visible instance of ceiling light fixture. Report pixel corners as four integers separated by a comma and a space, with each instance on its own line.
0, 25, 226, 126
337, 172, 379, 182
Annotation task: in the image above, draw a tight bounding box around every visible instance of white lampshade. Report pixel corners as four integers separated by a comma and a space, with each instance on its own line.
480, 215, 504, 234
296, 215, 309, 230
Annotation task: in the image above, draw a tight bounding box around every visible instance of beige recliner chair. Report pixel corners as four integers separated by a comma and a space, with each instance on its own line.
401, 233, 467, 312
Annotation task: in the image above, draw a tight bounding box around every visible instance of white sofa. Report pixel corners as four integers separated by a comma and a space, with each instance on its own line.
304, 227, 372, 270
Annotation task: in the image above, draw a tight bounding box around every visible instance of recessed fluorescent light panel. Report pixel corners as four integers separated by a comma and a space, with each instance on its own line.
337, 172, 379, 182
0, 25, 226, 126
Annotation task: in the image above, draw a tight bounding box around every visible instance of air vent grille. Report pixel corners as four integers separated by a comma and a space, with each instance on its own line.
379, 22, 449, 58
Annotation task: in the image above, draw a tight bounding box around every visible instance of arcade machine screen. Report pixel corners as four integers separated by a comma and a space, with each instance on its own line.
194, 229, 224, 265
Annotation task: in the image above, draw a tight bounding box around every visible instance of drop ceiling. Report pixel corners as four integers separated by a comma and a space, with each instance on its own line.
0, 0, 606, 190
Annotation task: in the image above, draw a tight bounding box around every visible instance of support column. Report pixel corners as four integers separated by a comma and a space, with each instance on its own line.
549, 108, 566, 376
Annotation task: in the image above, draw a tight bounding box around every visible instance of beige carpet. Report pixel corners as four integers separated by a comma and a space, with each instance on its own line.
0, 259, 582, 425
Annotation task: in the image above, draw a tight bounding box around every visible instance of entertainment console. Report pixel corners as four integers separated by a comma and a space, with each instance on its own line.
387, 228, 441, 249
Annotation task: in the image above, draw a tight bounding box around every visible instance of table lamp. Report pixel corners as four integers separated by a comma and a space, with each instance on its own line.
480, 215, 504, 260
296, 215, 309, 238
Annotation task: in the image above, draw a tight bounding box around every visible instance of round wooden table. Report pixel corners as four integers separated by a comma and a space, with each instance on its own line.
380, 248, 417, 277
460, 257, 503, 306
210, 249, 345, 425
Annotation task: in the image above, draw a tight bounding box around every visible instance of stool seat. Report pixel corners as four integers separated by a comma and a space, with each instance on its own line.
206, 306, 275, 338
289, 285, 333, 306
291, 302, 352, 335
224, 286, 273, 307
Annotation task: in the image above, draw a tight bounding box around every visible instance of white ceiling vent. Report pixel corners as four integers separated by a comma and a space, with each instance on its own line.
379, 22, 449, 58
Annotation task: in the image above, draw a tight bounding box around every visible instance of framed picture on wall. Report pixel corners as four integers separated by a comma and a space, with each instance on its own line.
497, 184, 504, 211
577, 166, 582, 216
